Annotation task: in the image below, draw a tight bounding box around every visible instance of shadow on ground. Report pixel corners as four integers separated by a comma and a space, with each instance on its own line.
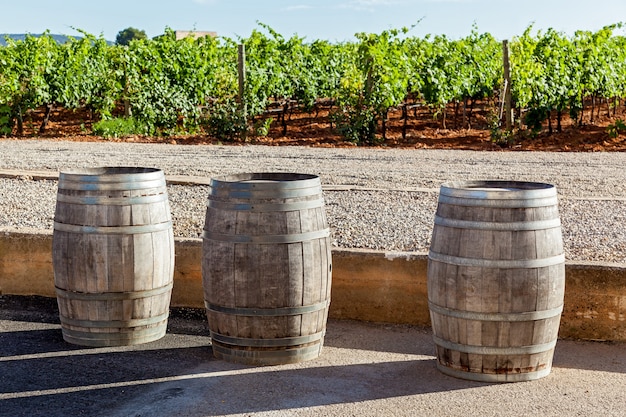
1, 295, 625, 417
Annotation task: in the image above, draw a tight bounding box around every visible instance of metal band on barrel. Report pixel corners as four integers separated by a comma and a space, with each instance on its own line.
205, 300, 329, 317
439, 181, 556, 199
210, 174, 321, 191
61, 325, 166, 346
202, 228, 330, 244
56, 193, 169, 206
437, 194, 558, 208
59, 169, 164, 182
435, 362, 552, 383
54, 221, 172, 235
432, 335, 557, 355
427, 251, 565, 269
211, 342, 323, 364
58, 179, 166, 191
210, 330, 325, 347
206, 198, 325, 212
428, 302, 563, 322
434, 216, 561, 231
60, 311, 169, 329
208, 187, 323, 200
55, 283, 173, 301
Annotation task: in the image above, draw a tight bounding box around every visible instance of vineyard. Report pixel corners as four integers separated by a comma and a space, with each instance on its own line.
2, 24, 626, 149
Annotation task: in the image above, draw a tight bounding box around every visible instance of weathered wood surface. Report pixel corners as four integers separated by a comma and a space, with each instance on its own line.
202, 173, 332, 365
52, 167, 174, 347
427, 181, 565, 382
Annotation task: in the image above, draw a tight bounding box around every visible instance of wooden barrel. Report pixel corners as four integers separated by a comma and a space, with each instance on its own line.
427, 180, 565, 382
52, 167, 174, 347
202, 173, 332, 365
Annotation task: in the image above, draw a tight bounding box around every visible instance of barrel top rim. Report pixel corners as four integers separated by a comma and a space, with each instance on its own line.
210, 173, 321, 190
59, 166, 165, 184
59, 167, 163, 178
440, 180, 556, 198
211, 173, 319, 182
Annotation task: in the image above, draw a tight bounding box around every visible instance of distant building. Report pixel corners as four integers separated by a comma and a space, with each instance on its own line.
174, 30, 217, 40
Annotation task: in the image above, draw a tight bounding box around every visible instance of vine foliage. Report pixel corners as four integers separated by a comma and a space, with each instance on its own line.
1, 24, 626, 143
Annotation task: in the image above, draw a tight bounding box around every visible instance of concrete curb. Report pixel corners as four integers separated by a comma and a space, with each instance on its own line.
7, 168, 626, 200
1, 228, 624, 342
0, 168, 440, 192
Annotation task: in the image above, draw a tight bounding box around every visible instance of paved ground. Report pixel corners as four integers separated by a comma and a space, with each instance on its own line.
1, 295, 625, 417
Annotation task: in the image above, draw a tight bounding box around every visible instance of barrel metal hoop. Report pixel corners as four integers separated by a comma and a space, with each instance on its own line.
437, 194, 558, 208
61, 325, 166, 347
202, 228, 330, 244
428, 302, 563, 322
210, 173, 321, 191
55, 283, 173, 301
439, 181, 557, 199
427, 252, 565, 269
209, 187, 323, 200
60, 311, 169, 329
59, 169, 164, 182
54, 221, 172, 235
435, 362, 552, 383
211, 341, 323, 364
58, 179, 166, 191
56, 193, 169, 206
210, 330, 325, 347
434, 216, 561, 231
432, 335, 557, 355
206, 198, 325, 212
205, 300, 329, 316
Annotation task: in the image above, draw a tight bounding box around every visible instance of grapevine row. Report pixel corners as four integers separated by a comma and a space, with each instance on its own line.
0, 24, 624, 143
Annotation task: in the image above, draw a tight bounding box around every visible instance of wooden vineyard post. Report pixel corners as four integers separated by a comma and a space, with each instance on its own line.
502, 40, 513, 131
238, 43, 248, 140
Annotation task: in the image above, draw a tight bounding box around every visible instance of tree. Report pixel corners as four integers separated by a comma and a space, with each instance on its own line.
116, 27, 147, 46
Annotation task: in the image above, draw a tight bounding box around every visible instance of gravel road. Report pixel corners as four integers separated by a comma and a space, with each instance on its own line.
1, 139, 626, 262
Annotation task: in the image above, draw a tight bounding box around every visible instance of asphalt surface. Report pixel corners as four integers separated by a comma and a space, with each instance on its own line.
1, 295, 625, 417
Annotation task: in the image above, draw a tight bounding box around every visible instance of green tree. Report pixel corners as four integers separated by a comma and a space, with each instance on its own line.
116, 27, 147, 46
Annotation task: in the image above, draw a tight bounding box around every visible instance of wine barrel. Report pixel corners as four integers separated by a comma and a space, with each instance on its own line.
427, 180, 565, 382
52, 167, 174, 347
202, 173, 332, 365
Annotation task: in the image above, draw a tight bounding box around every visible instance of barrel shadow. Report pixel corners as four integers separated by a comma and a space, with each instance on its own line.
0, 309, 483, 417
0, 349, 479, 417
322, 318, 435, 356
552, 339, 626, 374
0, 295, 60, 325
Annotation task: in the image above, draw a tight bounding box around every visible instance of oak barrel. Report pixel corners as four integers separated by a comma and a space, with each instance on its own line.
427, 180, 565, 382
202, 173, 332, 365
52, 167, 174, 347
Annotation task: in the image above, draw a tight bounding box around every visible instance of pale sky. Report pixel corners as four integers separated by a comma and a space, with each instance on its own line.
1, 0, 625, 42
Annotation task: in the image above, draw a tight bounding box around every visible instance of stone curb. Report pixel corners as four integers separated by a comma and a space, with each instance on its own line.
1, 228, 624, 342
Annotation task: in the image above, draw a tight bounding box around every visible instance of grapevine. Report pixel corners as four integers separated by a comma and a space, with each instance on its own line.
1, 23, 625, 144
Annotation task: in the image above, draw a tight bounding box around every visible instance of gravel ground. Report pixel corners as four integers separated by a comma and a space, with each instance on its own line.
1, 139, 626, 262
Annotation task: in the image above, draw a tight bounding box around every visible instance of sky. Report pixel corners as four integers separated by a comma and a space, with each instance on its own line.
1, 0, 626, 43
